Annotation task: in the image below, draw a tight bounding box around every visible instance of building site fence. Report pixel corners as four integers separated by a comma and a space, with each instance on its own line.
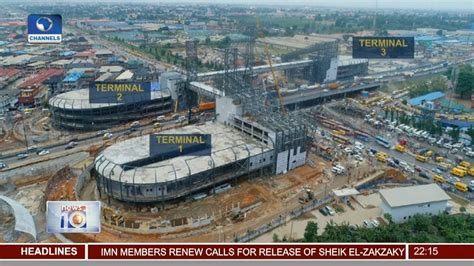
235, 195, 333, 242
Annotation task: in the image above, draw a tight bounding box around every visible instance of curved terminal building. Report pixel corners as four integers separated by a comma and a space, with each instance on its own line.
49, 89, 172, 131
94, 122, 275, 203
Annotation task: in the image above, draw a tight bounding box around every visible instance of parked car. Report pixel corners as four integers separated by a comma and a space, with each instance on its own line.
363, 219, 372, 228
325, 206, 336, 216
432, 168, 443, 175
0, 161, 7, 169
419, 172, 430, 179
319, 208, 329, 216
371, 219, 380, 227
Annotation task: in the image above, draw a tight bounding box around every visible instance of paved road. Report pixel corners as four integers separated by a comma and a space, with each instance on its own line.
1, 119, 183, 166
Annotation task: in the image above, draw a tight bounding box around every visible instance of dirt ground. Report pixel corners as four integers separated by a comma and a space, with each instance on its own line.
252, 194, 384, 242
59, 154, 342, 243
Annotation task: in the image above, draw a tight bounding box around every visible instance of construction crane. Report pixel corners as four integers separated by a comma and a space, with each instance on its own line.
256, 17, 286, 114
446, 66, 459, 112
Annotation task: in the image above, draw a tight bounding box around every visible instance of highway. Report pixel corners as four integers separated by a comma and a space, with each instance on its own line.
0, 119, 184, 167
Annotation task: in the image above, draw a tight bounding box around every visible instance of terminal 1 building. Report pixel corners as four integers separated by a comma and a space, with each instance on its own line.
94, 71, 309, 203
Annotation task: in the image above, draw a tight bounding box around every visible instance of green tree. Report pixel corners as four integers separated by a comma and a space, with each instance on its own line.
272, 233, 280, 242
466, 127, 474, 145
384, 213, 393, 224
449, 128, 461, 143
303, 221, 319, 242
455, 65, 474, 98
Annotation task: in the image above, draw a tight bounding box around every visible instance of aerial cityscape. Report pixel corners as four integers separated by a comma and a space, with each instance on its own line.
0, 1, 473, 244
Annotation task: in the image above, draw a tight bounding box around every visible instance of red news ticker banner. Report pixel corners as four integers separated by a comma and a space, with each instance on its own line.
87, 244, 406, 260
0, 243, 473, 260
408, 244, 474, 260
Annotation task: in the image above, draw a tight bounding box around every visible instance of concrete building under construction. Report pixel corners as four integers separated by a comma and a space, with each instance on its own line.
94, 47, 310, 203
48, 88, 172, 131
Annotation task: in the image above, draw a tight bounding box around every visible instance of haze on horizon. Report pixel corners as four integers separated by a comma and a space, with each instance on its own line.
1, 0, 473, 11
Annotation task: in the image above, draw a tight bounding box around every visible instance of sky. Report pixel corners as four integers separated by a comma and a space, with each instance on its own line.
3, 0, 474, 11
122, 0, 473, 11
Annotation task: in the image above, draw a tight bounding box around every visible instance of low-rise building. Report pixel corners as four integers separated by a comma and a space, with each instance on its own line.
17, 68, 64, 106
379, 184, 450, 223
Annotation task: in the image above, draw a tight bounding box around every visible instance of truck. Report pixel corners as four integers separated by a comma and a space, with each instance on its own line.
192, 102, 216, 113
328, 83, 339, 90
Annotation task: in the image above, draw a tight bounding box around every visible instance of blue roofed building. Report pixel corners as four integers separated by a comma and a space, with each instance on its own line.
62, 71, 84, 91
408, 91, 445, 110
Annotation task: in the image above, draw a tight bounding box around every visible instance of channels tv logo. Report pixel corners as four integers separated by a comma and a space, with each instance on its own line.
47, 201, 101, 233
27, 14, 62, 44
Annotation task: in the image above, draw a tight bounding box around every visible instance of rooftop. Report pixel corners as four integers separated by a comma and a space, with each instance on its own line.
408, 91, 445, 106
50, 59, 73, 66
1, 54, 33, 66
99, 65, 124, 73
116, 70, 134, 80
259, 34, 338, 49
0, 68, 20, 78
18, 68, 64, 89
63, 71, 84, 82
379, 184, 450, 208
49, 88, 170, 110
95, 122, 272, 184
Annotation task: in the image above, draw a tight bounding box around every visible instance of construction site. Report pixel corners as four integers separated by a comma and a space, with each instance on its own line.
1, 25, 473, 244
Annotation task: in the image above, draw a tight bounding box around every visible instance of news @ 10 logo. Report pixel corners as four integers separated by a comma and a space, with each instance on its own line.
47, 201, 101, 233
27, 14, 62, 44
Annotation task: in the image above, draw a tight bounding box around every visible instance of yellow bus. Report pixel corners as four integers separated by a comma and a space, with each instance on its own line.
416, 155, 428, 163
468, 168, 474, 177
394, 144, 405, 153
459, 161, 471, 168
433, 175, 445, 183
376, 152, 388, 162
454, 182, 468, 193
451, 167, 467, 178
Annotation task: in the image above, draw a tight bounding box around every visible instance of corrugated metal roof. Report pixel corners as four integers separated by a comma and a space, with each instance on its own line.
380, 184, 450, 208
18, 68, 64, 89
115, 70, 134, 80
63, 71, 83, 82
408, 91, 445, 106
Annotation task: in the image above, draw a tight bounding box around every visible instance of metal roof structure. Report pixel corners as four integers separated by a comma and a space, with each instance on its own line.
116, 70, 134, 80
408, 91, 445, 106
49, 88, 170, 110
379, 184, 450, 208
63, 71, 83, 82
0, 195, 36, 241
95, 122, 272, 184
333, 188, 360, 197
